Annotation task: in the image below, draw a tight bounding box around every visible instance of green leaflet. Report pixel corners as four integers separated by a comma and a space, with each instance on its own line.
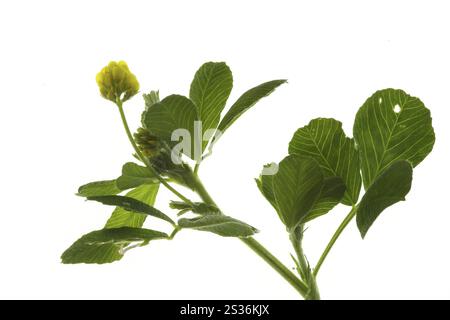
105, 184, 159, 229
61, 227, 168, 264
79, 185, 160, 265
255, 164, 278, 212
353, 88, 435, 189
78, 163, 157, 196
178, 215, 258, 237
77, 180, 121, 197
169, 201, 220, 215
141, 64, 284, 158
305, 177, 346, 222
257, 160, 345, 226
272, 156, 324, 230
189, 62, 233, 150
88, 195, 174, 225
289, 118, 361, 205
116, 162, 158, 190
142, 94, 199, 160
217, 79, 287, 134
73, 178, 161, 263
356, 160, 413, 238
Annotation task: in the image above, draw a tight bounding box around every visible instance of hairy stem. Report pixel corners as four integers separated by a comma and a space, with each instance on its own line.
290, 226, 308, 279
313, 205, 357, 277
290, 226, 320, 300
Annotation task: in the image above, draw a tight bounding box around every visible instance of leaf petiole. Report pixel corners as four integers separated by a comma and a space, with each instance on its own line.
169, 226, 181, 240
290, 226, 320, 299
290, 228, 308, 279
313, 205, 357, 277
193, 163, 200, 175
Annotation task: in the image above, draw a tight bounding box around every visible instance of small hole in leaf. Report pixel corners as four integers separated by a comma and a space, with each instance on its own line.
378, 97, 383, 104
393, 104, 401, 113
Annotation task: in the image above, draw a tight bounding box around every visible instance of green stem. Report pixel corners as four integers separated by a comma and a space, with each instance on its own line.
191, 172, 309, 298
290, 226, 320, 300
115, 100, 308, 297
313, 205, 357, 277
115, 99, 192, 204
290, 226, 308, 280
191, 173, 216, 205
169, 226, 181, 239
240, 237, 309, 297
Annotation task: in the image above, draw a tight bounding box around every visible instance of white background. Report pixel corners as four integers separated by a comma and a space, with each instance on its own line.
0, 0, 449, 299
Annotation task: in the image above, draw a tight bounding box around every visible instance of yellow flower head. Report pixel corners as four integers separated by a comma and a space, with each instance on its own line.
96, 61, 139, 102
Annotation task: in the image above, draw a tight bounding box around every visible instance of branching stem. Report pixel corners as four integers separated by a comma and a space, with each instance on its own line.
191, 172, 309, 298
117, 100, 309, 298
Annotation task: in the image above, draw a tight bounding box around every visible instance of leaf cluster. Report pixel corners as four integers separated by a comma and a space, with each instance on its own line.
63, 62, 435, 299
63, 62, 284, 264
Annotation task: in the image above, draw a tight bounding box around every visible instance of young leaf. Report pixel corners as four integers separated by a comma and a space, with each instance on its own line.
142, 94, 199, 159
143, 90, 160, 109
116, 162, 158, 190
141, 90, 160, 125
61, 227, 168, 264
178, 215, 258, 237
353, 89, 435, 189
169, 201, 220, 215
356, 160, 413, 238
217, 80, 287, 134
255, 165, 278, 212
189, 62, 233, 149
304, 176, 346, 222
106, 184, 159, 228
87, 195, 174, 225
77, 180, 121, 197
289, 118, 361, 205
273, 155, 324, 230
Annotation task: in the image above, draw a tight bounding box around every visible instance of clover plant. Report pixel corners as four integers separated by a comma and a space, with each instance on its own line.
62, 61, 435, 299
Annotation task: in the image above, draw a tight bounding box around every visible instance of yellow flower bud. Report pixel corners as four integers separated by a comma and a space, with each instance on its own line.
96, 61, 140, 102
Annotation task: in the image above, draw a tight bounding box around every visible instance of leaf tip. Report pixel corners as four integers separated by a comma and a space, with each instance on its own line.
357, 223, 368, 239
